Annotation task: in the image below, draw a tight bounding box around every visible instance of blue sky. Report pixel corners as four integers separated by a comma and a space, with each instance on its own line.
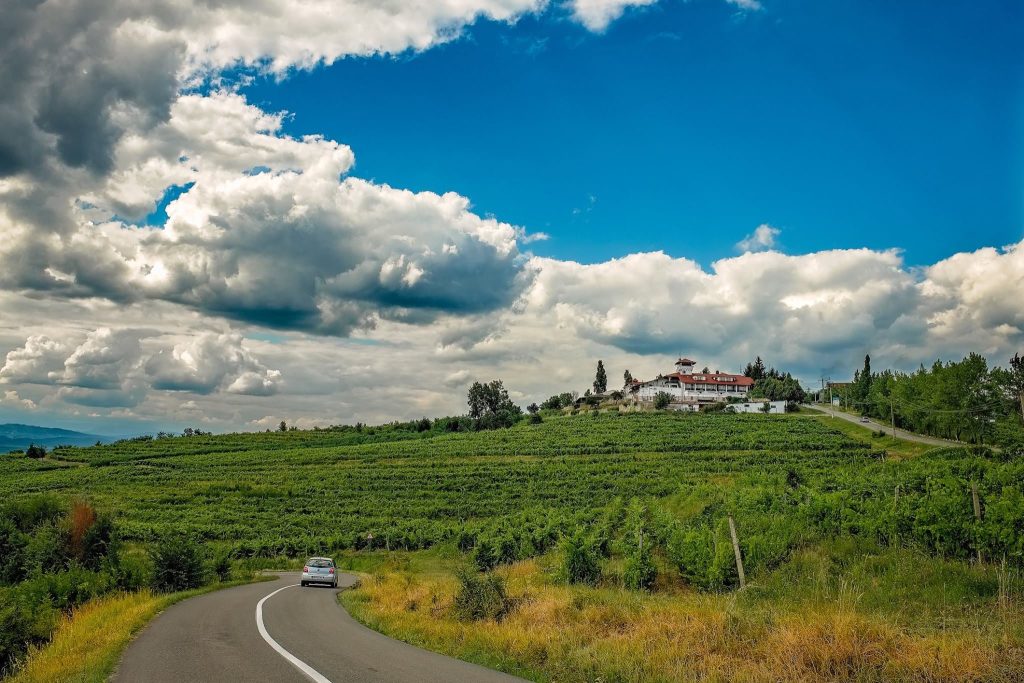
2, 0, 1024, 435
245, 0, 1023, 267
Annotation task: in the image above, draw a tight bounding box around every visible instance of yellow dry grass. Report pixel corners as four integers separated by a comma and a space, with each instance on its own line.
9, 591, 166, 683
9, 577, 266, 683
344, 559, 1024, 683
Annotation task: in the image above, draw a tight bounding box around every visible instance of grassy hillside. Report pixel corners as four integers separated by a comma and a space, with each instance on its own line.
2, 411, 1022, 681
3, 412, 1023, 579
4, 413, 878, 556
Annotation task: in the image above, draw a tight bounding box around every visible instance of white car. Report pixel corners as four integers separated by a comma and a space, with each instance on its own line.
301, 557, 338, 588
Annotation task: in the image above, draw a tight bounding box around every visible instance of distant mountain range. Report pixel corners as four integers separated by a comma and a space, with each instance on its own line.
0, 423, 116, 453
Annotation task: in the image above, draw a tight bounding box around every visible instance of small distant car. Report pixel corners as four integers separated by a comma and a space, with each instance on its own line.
859, 416, 870, 423
301, 557, 338, 588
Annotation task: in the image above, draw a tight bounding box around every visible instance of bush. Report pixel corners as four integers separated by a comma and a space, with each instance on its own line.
654, 392, 672, 410
473, 538, 498, 572
4, 495, 63, 533
623, 546, 656, 590
0, 519, 28, 585
150, 535, 208, 592
529, 412, 543, 425
112, 549, 153, 591
452, 570, 511, 621
21, 566, 112, 611
667, 525, 715, 589
80, 512, 117, 571
211, 551, 233, 582
0, 587, 57, 675
21, 523, 68, 576
559, 531, 601, 585
495, 534, 521, 565
25, 444, 46, 459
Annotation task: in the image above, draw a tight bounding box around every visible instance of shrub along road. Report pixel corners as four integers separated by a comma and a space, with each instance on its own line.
112, 572, 523, 683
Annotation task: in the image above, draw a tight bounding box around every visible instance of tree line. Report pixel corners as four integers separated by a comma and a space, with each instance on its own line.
832, 352, 1024, 447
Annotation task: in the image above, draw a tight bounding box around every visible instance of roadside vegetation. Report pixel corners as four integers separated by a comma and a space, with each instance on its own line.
344, 544, 1022, 682
7, 577, 265, 683
0, 496, 254, 678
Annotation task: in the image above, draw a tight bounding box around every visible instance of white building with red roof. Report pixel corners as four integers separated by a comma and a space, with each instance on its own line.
630, 358, 755, 410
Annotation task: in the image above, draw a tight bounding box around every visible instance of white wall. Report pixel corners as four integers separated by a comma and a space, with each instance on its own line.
729, 400, 786, 414
635, 381, 749, 403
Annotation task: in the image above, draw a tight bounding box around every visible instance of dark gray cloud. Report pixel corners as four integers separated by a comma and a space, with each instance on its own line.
0, 0, 183, 178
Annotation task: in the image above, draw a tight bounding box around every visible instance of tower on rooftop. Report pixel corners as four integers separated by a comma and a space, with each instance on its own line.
675, 358, 696, 375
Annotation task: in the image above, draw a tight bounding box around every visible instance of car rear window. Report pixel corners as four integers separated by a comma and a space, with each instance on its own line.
309, 559, 333, 568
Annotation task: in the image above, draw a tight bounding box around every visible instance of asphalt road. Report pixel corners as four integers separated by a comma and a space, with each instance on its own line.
805, 403, 954, 447
113, 572, 525, 683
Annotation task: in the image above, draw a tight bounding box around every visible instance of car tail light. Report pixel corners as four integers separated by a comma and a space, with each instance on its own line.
303, 566, 309, 572
329, 568, 335, 574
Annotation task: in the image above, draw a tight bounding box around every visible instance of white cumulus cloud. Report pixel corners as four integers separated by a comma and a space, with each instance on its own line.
570, 0, 659, 31
146, 333, 283, 396
736, 224, 781, 253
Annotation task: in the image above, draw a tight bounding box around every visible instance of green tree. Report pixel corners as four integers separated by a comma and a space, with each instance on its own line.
654, 391, 672, 409
743, 356, 767, 381
593, 360, 608, 394
623, 369, 633, 389
467, 380, 523, 430
1008, 353, 1024, 420
150, 535, 208, 592
540, 395, 562, 410
540, 392, 577, 410
855, 354, 872, 403
750, 373, 806, 404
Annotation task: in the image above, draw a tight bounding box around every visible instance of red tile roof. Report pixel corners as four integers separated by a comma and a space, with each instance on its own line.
637, 372, 754, 388
672, 372, 754, 386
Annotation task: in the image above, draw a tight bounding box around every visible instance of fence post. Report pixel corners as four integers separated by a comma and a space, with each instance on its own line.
728, 515, 746, 590
971, 481, 983, 564
891, 483, 901, 546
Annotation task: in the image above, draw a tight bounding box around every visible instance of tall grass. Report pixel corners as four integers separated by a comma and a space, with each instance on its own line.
8, 578, 267, 683
9, 591, 166, 683
342, 547, 1024, 683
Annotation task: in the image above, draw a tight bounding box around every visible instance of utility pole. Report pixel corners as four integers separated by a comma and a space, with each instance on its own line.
971, 481, 983, 564
890, 394, 896, 438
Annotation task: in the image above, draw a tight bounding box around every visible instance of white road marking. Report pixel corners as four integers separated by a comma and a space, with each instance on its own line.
255, 584, 333, 683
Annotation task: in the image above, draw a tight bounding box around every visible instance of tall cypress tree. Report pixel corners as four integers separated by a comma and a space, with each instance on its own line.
856, 354, 872, 402
594, 360, 608, 394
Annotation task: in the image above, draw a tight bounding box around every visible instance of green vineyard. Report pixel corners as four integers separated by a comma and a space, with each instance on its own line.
3, 412, 1021, 587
